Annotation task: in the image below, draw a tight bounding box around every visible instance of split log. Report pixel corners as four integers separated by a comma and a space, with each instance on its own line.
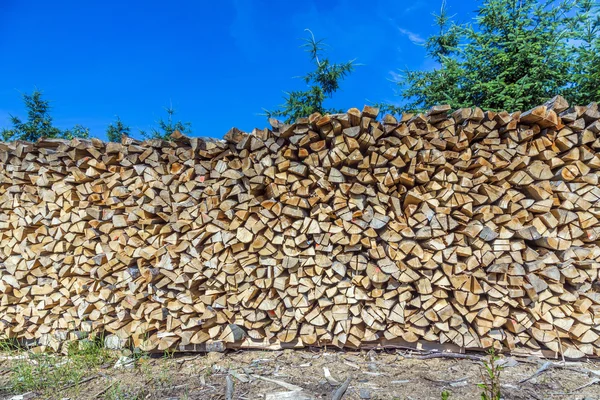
1, 100, 600, 358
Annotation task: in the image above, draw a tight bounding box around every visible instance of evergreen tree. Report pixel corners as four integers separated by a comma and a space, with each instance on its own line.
106, 117, 130, 142
3, 90, 62, 141
267, 30, 356, 123
387, 0, 598, 113
568, 0, 600, 105
143, 105, 191, 140
1, 128, 15, 142
62, 124, 90, 140
1, 90, 90, 141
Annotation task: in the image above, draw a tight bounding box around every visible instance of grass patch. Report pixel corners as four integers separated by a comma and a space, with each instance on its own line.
10, 352, 86, 394
3, 335, 118, 397
104, 381, 142, 400
0, 338, 20, 354
69, 337, 115, 369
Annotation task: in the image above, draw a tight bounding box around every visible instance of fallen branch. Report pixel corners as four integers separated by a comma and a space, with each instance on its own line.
154, 383, 191, 392
94, 381, 116, 398
251, 374, 304, 392
331, 376, 352, 400
341, 360, 360, 370
178, 354, 201, 362
265, 391, 314, 400
522, 388, 542, 400
405, 352, 483, 362
323, 367, 340, 385
569, 377, 600, 393
554, 327, 566, 364
225, 374, 234, 400
176, 354, 201, 364
422, 376, 469, 385
230, 370, 250, 383
550, 377, 600, 396
58, 375, 98, 392
519, 361, 552, 384
519, 361, 600, 385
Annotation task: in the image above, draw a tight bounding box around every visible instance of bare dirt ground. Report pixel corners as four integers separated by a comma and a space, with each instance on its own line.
2, 348, 600, 400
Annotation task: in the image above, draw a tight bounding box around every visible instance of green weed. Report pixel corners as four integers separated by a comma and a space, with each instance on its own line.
70, 335, 115, 368
0, 338, 20, 354
10, 352, 85, 394
478, 348, 504, 400
6, 334, 117, 396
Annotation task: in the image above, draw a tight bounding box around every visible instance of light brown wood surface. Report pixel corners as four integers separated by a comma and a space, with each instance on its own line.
1, 96, 600, 358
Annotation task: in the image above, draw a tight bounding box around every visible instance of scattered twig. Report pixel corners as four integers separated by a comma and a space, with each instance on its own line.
225, 374, 234, 400
94, 381, 116, 398
230, 370, 250, 383
522, 388, 542, 400
194, 387, 217, 396
154, 383, 191, 392
550, 377, 600, 395
237, 390, 250, 398
363, 371, 386, 376
554, 327, 566, 364
176, 354, 200, 364
331, 376, 352, 400
519, 361, 552, 384
251, 374, 304, 392
342, 360, 360, 370
509, 357, 538, 365
405, 352, 483, 362
58, 374, 99, 392
518, 360, 600, 385
422, 375, 469, 384
569, 377, 600, 392
323, 367, 340, 385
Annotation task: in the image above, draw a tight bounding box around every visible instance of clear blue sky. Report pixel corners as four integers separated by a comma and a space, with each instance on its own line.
0, 0, 477, 140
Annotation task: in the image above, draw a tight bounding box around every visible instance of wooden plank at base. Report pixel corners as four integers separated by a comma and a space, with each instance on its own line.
175, 338, 564, 359
510, 348, 559, 359
178, 341, 226, 352
360, 339, 465, 353
228, 338, 305, 350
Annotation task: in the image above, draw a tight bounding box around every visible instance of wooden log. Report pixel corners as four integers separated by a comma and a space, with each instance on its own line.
1, 102, 600, 358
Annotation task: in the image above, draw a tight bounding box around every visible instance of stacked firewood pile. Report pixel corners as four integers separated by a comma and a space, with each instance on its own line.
1, 96, 600, 357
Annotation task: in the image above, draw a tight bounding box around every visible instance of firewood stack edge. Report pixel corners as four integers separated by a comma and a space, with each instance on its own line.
2, 96, 600, 357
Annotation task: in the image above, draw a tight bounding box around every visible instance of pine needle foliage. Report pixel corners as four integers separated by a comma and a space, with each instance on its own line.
1, 90, 90, 142
267, 29, 356, 123
106, 116, 131, 142
385, 0, 600, 114
143, 106, 191, 140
